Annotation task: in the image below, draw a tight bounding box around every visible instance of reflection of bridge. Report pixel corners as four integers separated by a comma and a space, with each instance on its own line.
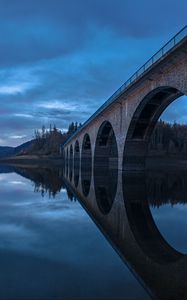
6, 164, 187, 206
63, 168, 187, 300
63, 26, 187, 192
5, 165, 187, 299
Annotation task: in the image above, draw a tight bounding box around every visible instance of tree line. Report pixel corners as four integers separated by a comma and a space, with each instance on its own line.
148, 119, 187, 156
15, 166, 77, 199
23, 119, 187, 157
26, 122, 82, 156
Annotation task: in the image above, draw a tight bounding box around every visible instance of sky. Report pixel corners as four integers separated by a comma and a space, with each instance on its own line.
0, 0, 186, 146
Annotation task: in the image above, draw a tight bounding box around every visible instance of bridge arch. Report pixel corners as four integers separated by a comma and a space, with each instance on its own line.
123, 86, 183, 170
69, 144, 73, 182
66, 147, 69, 177
94, 121, 118, 214
74, 140, 80, 187
94, 121, 118, 170
62, 149, 65, 175
81, 133, 92, 196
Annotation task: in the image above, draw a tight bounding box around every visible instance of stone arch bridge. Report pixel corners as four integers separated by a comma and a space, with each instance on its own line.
63, 26, 187, 191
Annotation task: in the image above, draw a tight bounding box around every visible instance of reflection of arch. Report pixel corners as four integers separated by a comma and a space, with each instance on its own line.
69, 145, 73, 182
81, 133, 92, 196
94, 121, 118, 170
123, 86, 183, 170
74, 140, 80, 187
123, 172, 183, 263
94, 167, 118, 214
66, 148, 69, 177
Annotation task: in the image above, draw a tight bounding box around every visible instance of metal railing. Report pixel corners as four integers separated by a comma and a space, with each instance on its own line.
64, 25, 187, 147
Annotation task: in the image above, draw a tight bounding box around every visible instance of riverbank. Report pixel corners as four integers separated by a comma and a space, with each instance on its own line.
0, 155, 64, 168
1, 154, 187, 171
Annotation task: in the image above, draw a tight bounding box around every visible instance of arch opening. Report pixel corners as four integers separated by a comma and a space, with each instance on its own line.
74, 140, 80, 187
62, 149, 65, 175
69, 145, 73, 182
66, 148, 69, 177
94, 121, 118, 214
123, 86, 183, 171
81, 134, 92, 197
94, 121, 118, 170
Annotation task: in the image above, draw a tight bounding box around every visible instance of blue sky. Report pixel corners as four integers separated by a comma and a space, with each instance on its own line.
0, 0, 186, 146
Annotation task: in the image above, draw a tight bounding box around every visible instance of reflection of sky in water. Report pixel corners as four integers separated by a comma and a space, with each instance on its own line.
0, 172, 150, 300
150, 204, 187, 254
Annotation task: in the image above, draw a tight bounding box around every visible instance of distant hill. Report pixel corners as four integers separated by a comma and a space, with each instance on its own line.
0, 140, 34, 158
0, 147, 14, 158
14, 140, 34, 155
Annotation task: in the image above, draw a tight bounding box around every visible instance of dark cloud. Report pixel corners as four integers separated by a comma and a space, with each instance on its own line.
0, 0, 186, 145
0, 0, 186, 66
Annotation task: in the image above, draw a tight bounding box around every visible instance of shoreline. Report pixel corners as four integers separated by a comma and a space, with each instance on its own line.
0, 155, 64, 168
1, 155, 187, 170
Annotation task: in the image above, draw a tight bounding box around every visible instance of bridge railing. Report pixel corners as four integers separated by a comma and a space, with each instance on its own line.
63, 25, 187, 147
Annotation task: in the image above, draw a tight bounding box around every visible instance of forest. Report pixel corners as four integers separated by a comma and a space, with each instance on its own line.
21, 120, 187, 157
148, 120, 187, 156
25, 122, 81, 156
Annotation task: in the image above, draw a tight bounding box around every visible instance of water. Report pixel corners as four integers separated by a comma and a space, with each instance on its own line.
0, 165, 150, 300
149, 170, 187, 255
1, 164, 187, 299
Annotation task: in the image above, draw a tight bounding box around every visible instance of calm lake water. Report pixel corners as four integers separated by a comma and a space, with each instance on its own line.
0, 164, 187, 299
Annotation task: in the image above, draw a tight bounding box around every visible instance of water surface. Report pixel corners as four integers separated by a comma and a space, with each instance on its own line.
0, 165, 150, 300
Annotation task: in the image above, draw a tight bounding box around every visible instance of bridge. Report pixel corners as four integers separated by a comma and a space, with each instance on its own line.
63, 26, 187, 194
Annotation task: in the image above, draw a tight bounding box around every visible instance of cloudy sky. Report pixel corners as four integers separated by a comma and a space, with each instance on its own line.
0, 0, 186, 146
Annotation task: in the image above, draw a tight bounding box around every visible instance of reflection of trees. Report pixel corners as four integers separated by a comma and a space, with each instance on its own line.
15, 167, 66, 198
124, 171, 187, 208
146, 171, 187, 206
14, 166, 78, 201
66, 188, 77, 201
